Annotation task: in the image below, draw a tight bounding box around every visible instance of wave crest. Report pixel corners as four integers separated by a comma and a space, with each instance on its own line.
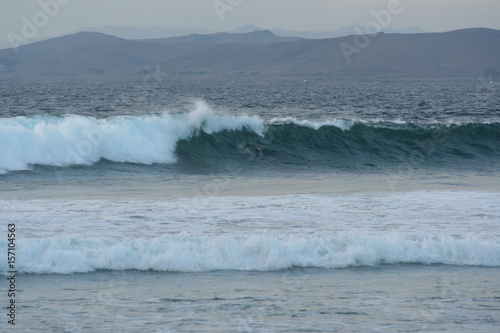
3, 232, 499, 274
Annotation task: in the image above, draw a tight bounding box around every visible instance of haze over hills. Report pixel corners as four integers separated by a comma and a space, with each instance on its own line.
0, 24, 426, 50
143, 30, 302, 45
81, 24, 428, 40
77, 25, 217, 40
0, 28, 498, 82
234, 24, 427, 39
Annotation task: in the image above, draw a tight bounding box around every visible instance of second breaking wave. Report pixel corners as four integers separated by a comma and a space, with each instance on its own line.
2, 232, 499, 274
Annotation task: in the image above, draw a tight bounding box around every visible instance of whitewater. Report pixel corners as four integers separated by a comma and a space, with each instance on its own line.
1, 191, 499, 275
0, 101, 265, 173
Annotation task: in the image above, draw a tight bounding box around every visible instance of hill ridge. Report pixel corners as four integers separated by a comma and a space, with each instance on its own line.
0, 28, 498, 81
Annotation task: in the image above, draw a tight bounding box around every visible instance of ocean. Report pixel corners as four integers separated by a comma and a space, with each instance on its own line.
0, 80, 499, 332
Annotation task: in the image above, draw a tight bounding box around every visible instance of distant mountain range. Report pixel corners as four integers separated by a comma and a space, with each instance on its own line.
80, 24, 427, 40
0, 24, 427, 50
0, 28, 498, 82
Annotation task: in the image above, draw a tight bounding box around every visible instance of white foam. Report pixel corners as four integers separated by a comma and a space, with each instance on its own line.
269, 117, 355, 131
0, 101, 265, 173
1, 191, 498, 274
2, 232, 499, 274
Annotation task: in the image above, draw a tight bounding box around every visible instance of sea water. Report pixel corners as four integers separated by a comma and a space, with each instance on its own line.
0, 81, 499, 332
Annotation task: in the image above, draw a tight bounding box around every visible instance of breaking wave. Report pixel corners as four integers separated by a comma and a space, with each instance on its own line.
1, 101, 499, 174
1, 232, 498, 274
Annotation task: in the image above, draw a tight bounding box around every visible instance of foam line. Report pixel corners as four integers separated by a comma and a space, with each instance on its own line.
3, 232, 498, 274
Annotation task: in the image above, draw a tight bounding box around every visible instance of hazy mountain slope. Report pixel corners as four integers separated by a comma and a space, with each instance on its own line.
0, 28, 498, 81
0, 32, 124, 67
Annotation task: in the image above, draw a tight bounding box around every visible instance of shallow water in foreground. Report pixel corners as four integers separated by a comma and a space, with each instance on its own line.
14, 266, 500, 332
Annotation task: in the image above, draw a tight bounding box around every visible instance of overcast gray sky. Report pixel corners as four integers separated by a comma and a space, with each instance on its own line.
1, 0, 499, 45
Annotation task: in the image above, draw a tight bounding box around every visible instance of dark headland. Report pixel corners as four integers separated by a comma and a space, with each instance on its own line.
0, 28, 498, 82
